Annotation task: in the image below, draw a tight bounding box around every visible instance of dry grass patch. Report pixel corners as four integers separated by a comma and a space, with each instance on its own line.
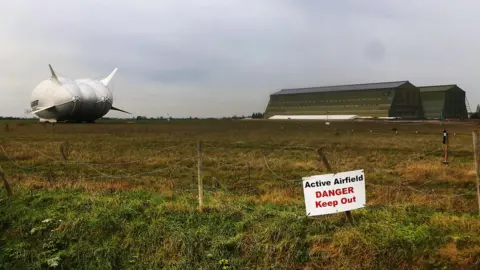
437, 242, 480, 266
255, 188, 301, 206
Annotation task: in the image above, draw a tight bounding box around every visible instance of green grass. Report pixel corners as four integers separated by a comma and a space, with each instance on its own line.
0, 119, 479, 269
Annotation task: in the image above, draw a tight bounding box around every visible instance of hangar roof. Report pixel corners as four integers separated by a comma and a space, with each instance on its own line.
272, 80, 410, 95
419, 84, 460, 93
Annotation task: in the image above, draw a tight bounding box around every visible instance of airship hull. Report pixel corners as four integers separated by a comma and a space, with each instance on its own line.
29, 65, 129, 123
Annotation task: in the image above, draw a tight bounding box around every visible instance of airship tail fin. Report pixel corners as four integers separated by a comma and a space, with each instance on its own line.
101, 68, 118, 86
111, 106, 131, 114
49, 64, 60, 84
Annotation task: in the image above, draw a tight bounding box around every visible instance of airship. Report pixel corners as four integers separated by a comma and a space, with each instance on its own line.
29, 65, 130, 123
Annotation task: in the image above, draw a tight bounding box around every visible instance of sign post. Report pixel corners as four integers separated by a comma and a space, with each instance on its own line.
302, 170, 366, 219
443, 128, 449, 165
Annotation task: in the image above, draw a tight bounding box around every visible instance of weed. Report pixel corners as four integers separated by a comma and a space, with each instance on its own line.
59, 141, 71, 161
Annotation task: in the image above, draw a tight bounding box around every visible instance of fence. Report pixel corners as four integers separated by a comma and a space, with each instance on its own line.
1, 134, 479, 216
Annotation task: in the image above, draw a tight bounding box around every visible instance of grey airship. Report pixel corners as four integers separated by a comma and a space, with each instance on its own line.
30, 65, 130, 123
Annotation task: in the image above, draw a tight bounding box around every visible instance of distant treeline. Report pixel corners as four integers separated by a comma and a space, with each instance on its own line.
130, 112, 265, 121
0, 113, 266, 121
251, 113, 264, 119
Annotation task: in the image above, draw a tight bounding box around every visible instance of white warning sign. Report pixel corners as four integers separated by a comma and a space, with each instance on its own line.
302, 169, 366, 216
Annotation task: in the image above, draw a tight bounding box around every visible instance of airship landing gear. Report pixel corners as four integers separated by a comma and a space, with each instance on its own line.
39, 119, 57, 128
40, 121, 55, 131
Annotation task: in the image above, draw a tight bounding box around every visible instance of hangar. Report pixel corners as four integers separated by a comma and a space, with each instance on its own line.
419, 85, 468, 119
264, 81, 424, 119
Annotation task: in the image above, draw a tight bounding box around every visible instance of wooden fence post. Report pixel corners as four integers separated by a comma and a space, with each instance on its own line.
316, 148, 355, 225
472, 130, 480, 215
198, 141, 204, 212
443, 128, 449, 165
0, 166, 13, 197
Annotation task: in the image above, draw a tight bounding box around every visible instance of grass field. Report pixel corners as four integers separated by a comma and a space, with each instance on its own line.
0, 119, 479, 269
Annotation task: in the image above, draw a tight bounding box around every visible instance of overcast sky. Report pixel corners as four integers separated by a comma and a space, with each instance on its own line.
1, 0, 480, 118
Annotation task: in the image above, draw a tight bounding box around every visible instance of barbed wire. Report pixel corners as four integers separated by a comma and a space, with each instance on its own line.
0, 140, 196, 180
262, 154, 303, 182
203, 156, 247, 169
1, 140, 194, 166
364, 182, 477, 198
204, 142, 318, 152
0, 145, 58, 170
2, 144, 195, 180
0, 140, 478, 199
262, 148, 477, 198
80, 157, 195, 180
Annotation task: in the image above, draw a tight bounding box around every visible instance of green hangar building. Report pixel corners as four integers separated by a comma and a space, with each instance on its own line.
419, 85, 468, 119
264, 81, 424, 119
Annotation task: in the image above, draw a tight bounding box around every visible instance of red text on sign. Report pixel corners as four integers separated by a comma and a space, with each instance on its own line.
316, 187, 354, 198
341, 197, 356, 204
315, 196, 357, 208
316, 200, 338, 208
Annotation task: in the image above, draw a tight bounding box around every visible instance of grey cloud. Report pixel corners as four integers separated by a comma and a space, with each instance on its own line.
135, 68, 210, 84
364, 40, 387, 63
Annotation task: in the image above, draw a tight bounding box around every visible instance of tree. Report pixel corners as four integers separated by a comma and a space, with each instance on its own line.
251, 112, 264, 119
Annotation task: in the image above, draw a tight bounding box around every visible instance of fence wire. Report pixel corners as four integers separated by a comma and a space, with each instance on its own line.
0, 139, 478, 201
